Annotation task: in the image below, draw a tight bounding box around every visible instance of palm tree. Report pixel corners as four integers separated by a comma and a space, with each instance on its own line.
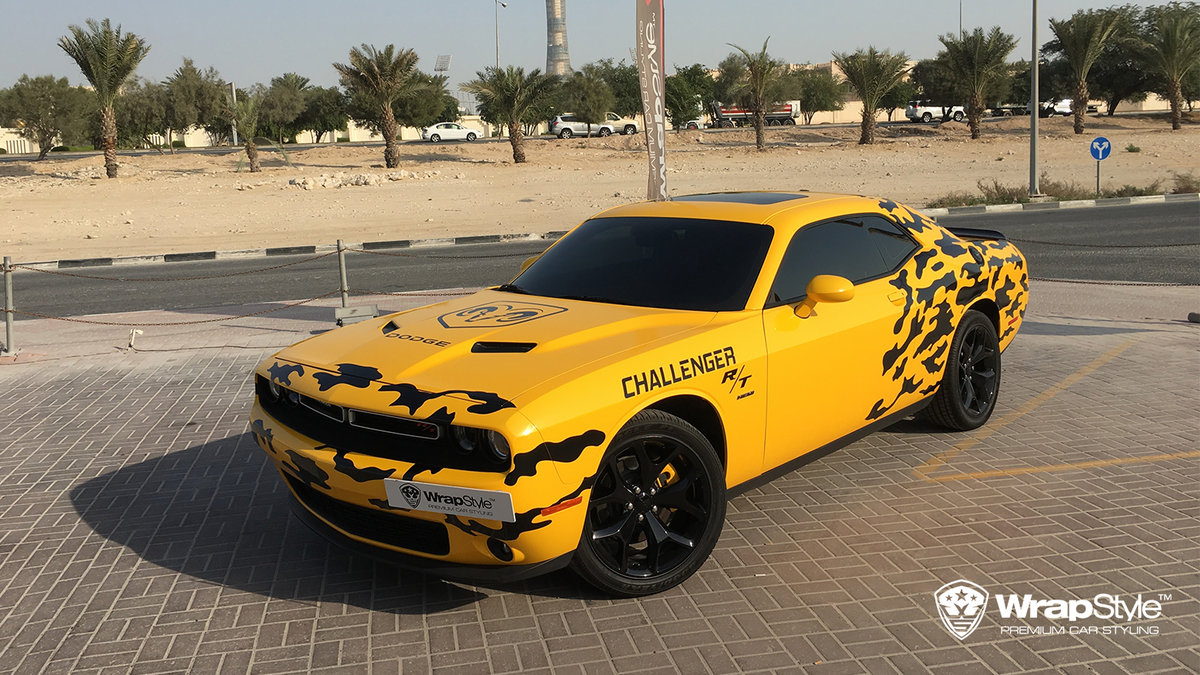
833, 47, 911, 145
58, 18, 150, 178
333, 44, 419, 168
465, 66, 560, 163
1145, 5, 1200, 131
939, 27, 1018, 139
226, 92, 262, 172
1049, 9, 1120, 134
728, 39, 787, 151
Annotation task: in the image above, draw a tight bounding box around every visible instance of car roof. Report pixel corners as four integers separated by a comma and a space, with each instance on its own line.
588, 192, 901, 237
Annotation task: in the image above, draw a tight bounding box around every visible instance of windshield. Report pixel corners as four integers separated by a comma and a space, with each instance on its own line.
509, 216, 774, 311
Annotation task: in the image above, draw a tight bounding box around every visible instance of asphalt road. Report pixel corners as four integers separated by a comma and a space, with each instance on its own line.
8, 201, 1197, 319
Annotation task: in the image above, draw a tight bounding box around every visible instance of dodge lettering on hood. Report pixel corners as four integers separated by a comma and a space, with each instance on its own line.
250, 192, 1027, 596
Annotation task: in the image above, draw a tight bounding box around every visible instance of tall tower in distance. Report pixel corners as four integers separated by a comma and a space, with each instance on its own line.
545, 0, 571, 76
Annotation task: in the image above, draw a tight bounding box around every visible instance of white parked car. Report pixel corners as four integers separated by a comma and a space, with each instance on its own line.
905, 100, 965, 123
421, 122, 480, 142
550, 112, 639, 138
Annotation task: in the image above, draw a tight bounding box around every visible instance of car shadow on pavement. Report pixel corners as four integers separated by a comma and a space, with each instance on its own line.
68, 433, 601, 610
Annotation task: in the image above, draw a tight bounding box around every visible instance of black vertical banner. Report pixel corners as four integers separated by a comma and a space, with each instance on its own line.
636, 0, 667, 201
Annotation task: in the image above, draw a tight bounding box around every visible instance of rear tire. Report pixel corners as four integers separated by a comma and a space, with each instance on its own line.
623, 125, 637, 135
921, 112, 933, 123
598, 127, 612, 137
429, 134, 441, 143
924, 310, 1001, 431
571, 410, 725, 597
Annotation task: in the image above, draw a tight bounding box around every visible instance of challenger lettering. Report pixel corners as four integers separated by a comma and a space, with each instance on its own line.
622, 346, 736, 398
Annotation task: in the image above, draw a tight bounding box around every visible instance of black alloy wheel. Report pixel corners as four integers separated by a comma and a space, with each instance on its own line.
571, 410, 725, 596
924, 309, 1001, 430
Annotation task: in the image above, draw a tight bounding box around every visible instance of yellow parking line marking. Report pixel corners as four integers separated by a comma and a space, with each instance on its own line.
928, 450, 1200, 482
913, 338, 1140, 481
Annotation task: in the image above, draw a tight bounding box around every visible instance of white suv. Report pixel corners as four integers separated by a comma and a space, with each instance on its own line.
550, 112, 639, 138
905, 100, 965, 123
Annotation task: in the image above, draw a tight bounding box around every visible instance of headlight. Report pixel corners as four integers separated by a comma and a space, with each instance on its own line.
452, 426, 510, 462
267, 380, 282, 400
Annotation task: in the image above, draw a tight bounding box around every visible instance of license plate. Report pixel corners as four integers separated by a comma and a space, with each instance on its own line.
384, 479, 516, 522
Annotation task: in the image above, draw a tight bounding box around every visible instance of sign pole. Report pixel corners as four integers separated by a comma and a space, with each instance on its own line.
636, 0, 667, 201
1096, 160, 1100, 197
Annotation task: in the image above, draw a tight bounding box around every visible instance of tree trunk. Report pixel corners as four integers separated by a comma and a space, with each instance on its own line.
381, 106, 400, 168
753, 110, 766, 151
859, 109, 875, 145
245, 139, 260, 172
968, 91, 983, 140
167, 128, 176, 154
508, 118, 525, 163
1073, 80, 1088, 135
101, 105, 118, 178
1168, 79, 1183, 131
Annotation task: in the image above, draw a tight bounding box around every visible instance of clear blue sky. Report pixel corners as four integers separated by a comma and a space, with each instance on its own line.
1, 0, 1163, 92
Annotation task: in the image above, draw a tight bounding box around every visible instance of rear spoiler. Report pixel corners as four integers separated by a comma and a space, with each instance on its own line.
947, 226, 1006, 241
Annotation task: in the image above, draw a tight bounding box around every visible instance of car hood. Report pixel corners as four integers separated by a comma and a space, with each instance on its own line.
274, 290, 716, 403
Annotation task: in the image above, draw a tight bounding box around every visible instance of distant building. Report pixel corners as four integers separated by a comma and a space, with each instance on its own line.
545, 0, 571, 76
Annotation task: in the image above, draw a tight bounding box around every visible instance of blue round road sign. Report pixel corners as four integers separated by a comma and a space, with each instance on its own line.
1090, 136, 1112, 161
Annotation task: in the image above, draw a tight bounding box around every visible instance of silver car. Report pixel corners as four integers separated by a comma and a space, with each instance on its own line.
550, 113, 638, 138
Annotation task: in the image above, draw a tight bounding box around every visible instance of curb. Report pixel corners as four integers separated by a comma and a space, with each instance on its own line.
921, 191, 1198, 217
13, 194, 1196, 270
20, 231, 571, 271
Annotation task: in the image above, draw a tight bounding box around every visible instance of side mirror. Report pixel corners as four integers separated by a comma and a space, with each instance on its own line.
519, 255, 541, 273
794, 274, 854, 318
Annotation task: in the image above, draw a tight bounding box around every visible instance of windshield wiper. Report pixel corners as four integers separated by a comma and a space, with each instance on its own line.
494, 283, 530, 294
556, 294, 622, 304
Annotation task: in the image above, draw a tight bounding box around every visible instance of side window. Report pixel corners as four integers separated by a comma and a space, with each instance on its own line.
862, 216, 919, 270
769, 220, 877, 304
769, 216, 917, 305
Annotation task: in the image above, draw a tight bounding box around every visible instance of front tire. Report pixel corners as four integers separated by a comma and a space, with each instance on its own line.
571, 410, 725, 597
953, 111, 964, 122
925, 310, 1001, 430
466, 132, 477, 141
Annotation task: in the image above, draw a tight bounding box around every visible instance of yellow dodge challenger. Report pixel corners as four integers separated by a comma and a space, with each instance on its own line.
250, 192, 1027, 596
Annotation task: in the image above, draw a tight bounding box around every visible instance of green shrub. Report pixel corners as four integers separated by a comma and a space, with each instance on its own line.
1125, 143, 1140, 152
50, 146, 70, 152
1171, 171, 1199, 194
171, 140, 186, 148
977, 178, 1031, 204
336, 135, 349, 143
0, 148, 6, 155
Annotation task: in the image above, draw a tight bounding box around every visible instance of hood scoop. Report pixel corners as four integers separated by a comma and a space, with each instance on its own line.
471, 341, 537, 354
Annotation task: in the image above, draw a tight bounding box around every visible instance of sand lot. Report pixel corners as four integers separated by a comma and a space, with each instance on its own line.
2, 114, 1196, 263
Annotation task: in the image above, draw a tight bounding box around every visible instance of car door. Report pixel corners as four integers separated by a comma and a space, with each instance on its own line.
760, 215, 919, 472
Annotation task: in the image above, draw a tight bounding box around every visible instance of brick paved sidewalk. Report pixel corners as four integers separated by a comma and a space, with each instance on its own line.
0, 282, 1196, 674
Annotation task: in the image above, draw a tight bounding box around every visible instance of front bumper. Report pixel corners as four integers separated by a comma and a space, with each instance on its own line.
287, 491, 573, 584
250, 399, 591, 573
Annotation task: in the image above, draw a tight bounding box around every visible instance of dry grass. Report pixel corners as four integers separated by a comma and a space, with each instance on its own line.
926, 172, 1196, 208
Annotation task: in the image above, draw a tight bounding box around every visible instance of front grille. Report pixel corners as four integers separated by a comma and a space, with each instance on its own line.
256, 376, 506, 472
285, 474, 450, 556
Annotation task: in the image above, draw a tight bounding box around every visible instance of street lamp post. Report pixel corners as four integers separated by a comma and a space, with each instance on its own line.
1030, 0, 1041, 197
495, 1, 507, 69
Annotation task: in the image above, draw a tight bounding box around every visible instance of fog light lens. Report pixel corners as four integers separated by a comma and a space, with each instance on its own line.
487, 537, 513, 562
284, 390, 301, 406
